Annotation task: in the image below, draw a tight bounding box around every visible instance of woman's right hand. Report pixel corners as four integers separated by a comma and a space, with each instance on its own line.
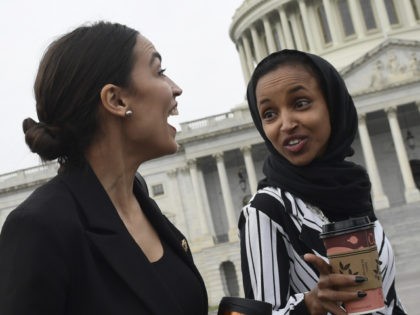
303, 253, 367, 315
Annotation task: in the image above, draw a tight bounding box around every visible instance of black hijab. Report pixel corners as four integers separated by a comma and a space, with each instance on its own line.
247, 50, 375, 222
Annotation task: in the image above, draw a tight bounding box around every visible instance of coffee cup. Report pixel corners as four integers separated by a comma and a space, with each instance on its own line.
217, 296, 272, 315
320, 216, 385, 315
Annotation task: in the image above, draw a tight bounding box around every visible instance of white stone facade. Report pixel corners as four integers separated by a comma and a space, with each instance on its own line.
1, 0, 420, 309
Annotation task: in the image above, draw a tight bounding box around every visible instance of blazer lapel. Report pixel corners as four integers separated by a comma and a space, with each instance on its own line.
133, 180, 209, 314
60, 166, 184, 315
134, 184, 190, 264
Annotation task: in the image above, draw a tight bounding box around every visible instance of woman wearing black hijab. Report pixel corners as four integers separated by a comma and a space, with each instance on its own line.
239, 50, 406, 315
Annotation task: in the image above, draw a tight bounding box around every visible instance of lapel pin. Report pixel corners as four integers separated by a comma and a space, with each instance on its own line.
181, 239, 189, 253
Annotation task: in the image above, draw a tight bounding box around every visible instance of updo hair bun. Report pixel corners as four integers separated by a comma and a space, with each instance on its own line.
22, 117, 65, 161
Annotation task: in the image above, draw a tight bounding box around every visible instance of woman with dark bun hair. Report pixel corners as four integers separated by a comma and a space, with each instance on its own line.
0, 21, 207, 315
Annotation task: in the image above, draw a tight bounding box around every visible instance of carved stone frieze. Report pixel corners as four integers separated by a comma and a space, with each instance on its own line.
370, 51, 420, 89
341, 40, 420, 96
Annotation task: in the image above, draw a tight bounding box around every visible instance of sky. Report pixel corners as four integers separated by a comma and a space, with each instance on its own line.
0, 0, 246, 175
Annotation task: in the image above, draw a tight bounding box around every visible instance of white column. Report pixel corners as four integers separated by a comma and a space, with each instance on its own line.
386, 107, 420, 203
373, 0, 391, 35
213, 152, 238, 241
262, 16, 277, 54
289, 13, 305, 50
197, 168, 216, 237
298, 0, 317, 52
322, 0, 340, 44
237, 40, 251, 84
401, 0, 417, 26
278, 6, 295, 48
242, 33, 255, 75
250, 25, 264, 62
348, 0, 365, 39
167, 169, 190, 236
187, 159, 210, 235
358, 114, 390, 209
241, 146, 258, 194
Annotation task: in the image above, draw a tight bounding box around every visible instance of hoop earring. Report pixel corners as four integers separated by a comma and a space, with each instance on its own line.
125, 110, 133, 117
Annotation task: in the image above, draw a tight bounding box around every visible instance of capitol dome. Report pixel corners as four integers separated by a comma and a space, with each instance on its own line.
229, 0, 420, 81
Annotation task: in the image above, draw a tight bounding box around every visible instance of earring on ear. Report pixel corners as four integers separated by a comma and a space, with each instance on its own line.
125, 110, 133, 117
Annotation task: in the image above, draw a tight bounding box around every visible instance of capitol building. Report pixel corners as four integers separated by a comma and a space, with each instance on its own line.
1, 0, 420, 308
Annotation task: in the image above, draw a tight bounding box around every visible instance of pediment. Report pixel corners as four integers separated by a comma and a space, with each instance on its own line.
341, 39, 420, 96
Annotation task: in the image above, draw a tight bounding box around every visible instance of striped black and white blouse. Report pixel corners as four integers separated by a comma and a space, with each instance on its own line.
239, 186, 406, 315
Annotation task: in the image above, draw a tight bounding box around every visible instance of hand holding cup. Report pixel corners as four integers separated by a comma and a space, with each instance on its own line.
309, 216, 385, 315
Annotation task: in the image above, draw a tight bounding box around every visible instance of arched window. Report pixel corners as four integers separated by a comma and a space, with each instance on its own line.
359, 0, 377, 31
220, 261, 240, 297
273, 25, 283, 51
384, 0, 400, 25
411, 0, 420, 20
409, 160, 420, 189
338, 0, 355, 37
317, 4, 332, 44
298, 14, 309, 50
288, 20, 298, 49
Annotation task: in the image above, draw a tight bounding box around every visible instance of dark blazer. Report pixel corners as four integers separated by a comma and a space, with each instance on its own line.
0, 165, 208, 315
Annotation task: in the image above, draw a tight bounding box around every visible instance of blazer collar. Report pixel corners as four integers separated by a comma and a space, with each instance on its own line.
134, 181, 209, 314
60, 165, 188, 315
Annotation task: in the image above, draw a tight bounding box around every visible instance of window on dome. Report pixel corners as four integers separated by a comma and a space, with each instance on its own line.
298, 14, 309, 50
317, 5, 332, 44
338, 0, 355, 37
384, 0, 400, 25
410, 0, 420, 20
359, 0, 377, 30
288, 20, 298, 49
151, 183, 164, 197
273, 27, 283, 51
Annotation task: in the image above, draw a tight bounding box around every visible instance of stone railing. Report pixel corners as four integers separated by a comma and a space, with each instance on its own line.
0, 162, 58, 191
231, 0, 264, 22
178, 102, 252, 136
180, 112, 235, 131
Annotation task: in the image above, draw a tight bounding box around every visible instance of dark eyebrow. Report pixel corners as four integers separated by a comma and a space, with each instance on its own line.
258, 98, 270, 107
289, 85, 306, 94
257, 84, 308, 107
149, 52, 162, 66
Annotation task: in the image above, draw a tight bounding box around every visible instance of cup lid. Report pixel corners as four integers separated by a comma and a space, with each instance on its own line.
218, 297, 272, 315
320, 216, 374, 238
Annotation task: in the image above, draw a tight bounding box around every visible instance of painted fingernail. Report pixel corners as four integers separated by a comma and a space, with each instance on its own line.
355, 276, 368, 283
357, 291, 367, 298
